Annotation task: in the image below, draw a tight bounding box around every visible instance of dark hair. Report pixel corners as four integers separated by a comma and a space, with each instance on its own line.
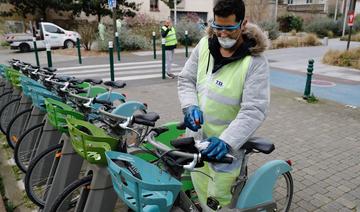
213, 0, 245, 22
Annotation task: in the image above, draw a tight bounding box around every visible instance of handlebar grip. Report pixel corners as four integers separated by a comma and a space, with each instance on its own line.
201, 155, 233, 164
133, 116, 156, 127
176, 122, 186, 130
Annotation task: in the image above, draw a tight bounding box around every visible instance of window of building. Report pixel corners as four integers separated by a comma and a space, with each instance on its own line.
306, 0, 313, 3
288, 0, 294, 4
150, 0, 159, 11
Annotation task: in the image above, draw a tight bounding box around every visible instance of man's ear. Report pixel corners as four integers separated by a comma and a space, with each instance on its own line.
241, 20, 248, 29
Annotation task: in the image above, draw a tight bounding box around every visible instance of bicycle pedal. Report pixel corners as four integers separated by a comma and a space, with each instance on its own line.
207, 196, 221, 211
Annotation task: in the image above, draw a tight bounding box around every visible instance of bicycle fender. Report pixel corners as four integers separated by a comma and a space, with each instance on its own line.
111, 101, 146, 117
236, 160, 292, 209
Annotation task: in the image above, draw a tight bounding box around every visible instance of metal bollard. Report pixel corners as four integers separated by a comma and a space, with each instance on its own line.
33, 37, 40, 66
303, 59, 314, 99
46, 43, 52, 68
109, 41, 115, 81
76, 38, 82, 64
161, 38, 166, 79
152, 31, 156, 60
115, 32, 121, 61
323, 37, 328, 46
185, 30, 189, 58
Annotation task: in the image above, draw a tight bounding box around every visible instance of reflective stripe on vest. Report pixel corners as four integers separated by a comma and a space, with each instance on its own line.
162, 26, 177, 46
196, 37, 251, 138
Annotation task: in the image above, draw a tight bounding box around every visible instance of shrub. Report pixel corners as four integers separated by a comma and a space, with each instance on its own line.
176, 16, 204, 46
322, 48, 360, 69
258, 20, 280, 40
340, 32, 360, 42
304, 17, 341, 38
123, 13, 159, 40
77, 22, 97, 51
271, 33, 322, 49
96, 27, 151, 51
278, 14, 303, 32
354, 15, 360, 32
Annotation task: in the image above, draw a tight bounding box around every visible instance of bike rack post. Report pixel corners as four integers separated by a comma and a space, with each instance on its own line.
46, 43, 53, 68
33, 37, 40, 66
153, 31, 157, 60
79, 165, 117, 212
42, 134, 84, 211
185, 30, 189, 58
303, 59, 314, 99
76, 38, 82, 64
9, 94, 33, 142
162, 38, 166, 79
32, 117, 62, 158
108, 41, 115, 81
115, 32, 121, 62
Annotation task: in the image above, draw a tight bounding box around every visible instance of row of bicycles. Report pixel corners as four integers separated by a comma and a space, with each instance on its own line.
0, 59, 294, 212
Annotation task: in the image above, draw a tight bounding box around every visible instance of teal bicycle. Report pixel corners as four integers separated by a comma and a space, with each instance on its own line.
106, 119, 293, 212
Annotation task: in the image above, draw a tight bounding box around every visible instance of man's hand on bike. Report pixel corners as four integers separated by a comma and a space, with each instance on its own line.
184, 105, 203, 132
201, 137, 229, 160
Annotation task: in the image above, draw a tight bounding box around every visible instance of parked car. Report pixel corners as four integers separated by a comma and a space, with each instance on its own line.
9, 22, 80, 52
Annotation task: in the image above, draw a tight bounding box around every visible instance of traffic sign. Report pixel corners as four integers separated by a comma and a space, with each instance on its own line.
348, 11, 355, 27
108, 0, 116, 9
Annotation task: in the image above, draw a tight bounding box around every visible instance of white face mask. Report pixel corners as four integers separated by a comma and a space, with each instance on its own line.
218, 37, 237, 49
217, 31, 242, 49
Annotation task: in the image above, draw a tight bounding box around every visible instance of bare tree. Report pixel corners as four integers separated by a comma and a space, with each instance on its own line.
244, 0, 271, 23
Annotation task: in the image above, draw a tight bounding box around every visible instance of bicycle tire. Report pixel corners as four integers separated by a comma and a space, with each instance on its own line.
6, 108, 32, 149
0, 97, 21, 134
49, 175, 93, 212
0, 90, 13, 109
25, 143, 64, 208
273, 171, 293, 212
14, 122, 45, 173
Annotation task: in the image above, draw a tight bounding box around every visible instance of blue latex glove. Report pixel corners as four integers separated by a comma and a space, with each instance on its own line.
201, 137, 229, 160
184, 105, 203, 132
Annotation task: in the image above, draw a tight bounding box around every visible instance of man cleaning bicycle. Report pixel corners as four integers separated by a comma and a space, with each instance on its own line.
178, 0, 270, 210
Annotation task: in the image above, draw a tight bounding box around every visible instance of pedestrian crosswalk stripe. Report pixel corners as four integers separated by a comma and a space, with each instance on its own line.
58, 60, 164, 71
102, 71, 181, 81
59, 67, 183, 79
58, 64, 179, 75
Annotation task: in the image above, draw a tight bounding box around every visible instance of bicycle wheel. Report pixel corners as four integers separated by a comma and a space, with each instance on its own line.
49, 175, 92, 212
14, 122, 45, 173
6, 108, 32, 149
25, 143, 63, 208
0, 90, 12, 109
0, 97, 21, 134
273, 171, 293, 212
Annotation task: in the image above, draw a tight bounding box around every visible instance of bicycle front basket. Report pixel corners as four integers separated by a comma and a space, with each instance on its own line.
66, 116, 118, 165
106, 151, 182, 212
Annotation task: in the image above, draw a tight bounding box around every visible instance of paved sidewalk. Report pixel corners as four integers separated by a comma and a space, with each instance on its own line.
0, 194, 5, 212
121, 80, 360, 211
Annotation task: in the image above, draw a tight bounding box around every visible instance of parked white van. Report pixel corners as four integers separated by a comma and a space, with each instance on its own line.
9, 22, 80, 52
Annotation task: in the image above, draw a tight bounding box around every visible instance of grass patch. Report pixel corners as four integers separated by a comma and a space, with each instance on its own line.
271, 33, 322, 49
322, 47, 360, 69
305, 93, 319, 103
340, 32, 360, 42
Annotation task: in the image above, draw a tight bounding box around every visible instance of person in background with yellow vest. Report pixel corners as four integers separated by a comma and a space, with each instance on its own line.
161, 19, 177, 79
178, 0, 270, 210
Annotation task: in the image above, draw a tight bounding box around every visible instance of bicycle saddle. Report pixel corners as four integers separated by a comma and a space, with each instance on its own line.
43, 67, 57, 72
133, 112, 160, 127
104, 80, 126, 89
55, 75, 73, 82
83, 78, 103, 85
242, 137, 275, 154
